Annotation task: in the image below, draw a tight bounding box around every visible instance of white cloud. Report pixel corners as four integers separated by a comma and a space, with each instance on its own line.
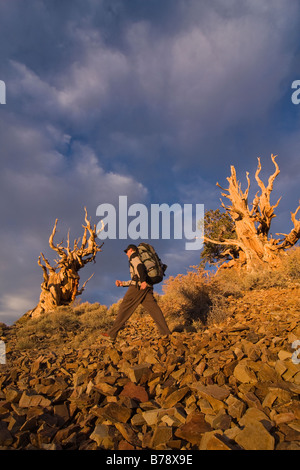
0, 293, 33, 319
56, 46, 130, 114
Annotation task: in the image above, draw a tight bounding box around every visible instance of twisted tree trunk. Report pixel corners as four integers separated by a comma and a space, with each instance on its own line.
28, 208, 104, 318
204, 155, 300, 271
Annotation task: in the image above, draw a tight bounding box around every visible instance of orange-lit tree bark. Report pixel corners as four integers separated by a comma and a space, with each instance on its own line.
29, 208, 104, 318
204, 155, 300, 271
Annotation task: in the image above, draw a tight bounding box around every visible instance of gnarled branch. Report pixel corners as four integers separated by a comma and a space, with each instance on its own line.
31, 209, 104, 318
252, 154, 281, 237
203, 155, 299, 272
277, 202, 300, 249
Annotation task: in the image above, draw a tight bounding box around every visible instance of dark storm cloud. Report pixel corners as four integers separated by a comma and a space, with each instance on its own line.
0, 0, 299, 323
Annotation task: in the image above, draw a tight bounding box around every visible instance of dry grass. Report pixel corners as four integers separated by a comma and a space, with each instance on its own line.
215, 246, 300, 291
14, 247, 300, 346
159, 246, 300, 331
14, 302, 115, 350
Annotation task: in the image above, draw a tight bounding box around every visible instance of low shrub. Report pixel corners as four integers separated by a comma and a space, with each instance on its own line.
160, 267, 230, 330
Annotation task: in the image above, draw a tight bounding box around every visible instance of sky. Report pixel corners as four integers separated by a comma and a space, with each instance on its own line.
0, 0, 299, 325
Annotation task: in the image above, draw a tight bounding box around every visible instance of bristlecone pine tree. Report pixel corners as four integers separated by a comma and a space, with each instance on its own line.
28, 208, 103, 318
200, 209, 239, 267
204, 154, 300, 271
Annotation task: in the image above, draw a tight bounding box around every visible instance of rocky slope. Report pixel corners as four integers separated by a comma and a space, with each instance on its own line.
0, 286, 299, 450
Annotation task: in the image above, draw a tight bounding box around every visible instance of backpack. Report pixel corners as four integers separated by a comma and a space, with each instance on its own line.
137, 243, 167, 285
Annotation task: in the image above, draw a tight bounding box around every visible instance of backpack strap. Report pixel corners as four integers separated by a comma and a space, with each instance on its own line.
129, 252, 148, 283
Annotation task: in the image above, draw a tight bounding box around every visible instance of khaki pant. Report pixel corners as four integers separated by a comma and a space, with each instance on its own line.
108, 285, 171, 340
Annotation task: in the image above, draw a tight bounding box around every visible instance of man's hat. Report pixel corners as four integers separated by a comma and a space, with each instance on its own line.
124, 244, 138, 253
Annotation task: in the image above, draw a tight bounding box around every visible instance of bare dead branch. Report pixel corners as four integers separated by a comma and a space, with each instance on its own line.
32, 209, 103, 317
203, 236, 243, 248
278, 202, 300, 249
244, 171, 251, 200
49, 219, 67, 260
216, 182, 229, 192
208, 155, 298, 272
267, 154, 280, 194
78, 273, 95, 295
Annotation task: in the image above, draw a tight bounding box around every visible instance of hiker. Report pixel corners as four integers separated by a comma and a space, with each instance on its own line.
101, 244, 171, 342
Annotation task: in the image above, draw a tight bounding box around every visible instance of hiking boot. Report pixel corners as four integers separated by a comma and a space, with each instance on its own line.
100, 332, 115, 343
